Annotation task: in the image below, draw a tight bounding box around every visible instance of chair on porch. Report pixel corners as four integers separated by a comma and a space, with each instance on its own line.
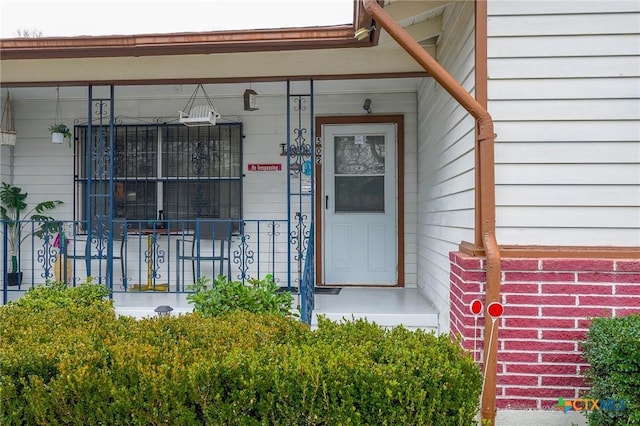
175, 220, 232, 290
65, 230, 126, 285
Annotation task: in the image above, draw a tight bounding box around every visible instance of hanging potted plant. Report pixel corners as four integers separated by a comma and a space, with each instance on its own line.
0, 182, 63, 286
49, 87, 72, 146
48, 123, 72, 145
0, 91, 16, 146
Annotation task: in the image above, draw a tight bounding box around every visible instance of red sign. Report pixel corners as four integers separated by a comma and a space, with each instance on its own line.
248, 163, 282, 172
487, 302, 504, 318
469, 299, 483, 316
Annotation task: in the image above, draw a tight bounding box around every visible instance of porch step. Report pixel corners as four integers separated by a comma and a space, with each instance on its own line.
310, 312, 439, 333
308, 287, 440, 334
111, 287, 440, 334
115, 307, 440, 334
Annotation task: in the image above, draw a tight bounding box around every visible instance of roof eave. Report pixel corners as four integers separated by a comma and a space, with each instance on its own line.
0, 25, 378, 60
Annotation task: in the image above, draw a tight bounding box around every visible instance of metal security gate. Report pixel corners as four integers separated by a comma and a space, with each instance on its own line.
287, 80, 315, 323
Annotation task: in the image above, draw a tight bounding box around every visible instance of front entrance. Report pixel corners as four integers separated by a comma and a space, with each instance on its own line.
322, 123, 397, 285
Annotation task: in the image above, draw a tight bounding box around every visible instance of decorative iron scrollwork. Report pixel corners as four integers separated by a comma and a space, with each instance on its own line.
145, 234, 166, 281
292, 96, 307, 112
233, 230, 254, 282
191, 141, 210, 176
37, 230, 57, 280
93, 130, 110, 179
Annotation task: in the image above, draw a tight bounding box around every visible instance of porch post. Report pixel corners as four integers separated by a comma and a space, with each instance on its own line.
286, 80, 315, 324
86, 86, 93, 278
107, 85, 115, 294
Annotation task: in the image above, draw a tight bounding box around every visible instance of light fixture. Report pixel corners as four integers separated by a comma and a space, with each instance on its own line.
354, 25, 375, 41
363, 98, 372, 114
243, 88, 259, 111
154, 305, 173, 317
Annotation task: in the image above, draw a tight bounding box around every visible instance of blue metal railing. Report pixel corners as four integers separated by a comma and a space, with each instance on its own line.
1, 218, 297, 303
299, 223, 315, 324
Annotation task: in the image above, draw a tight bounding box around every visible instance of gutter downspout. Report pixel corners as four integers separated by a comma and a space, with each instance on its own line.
361, 1, 501, 424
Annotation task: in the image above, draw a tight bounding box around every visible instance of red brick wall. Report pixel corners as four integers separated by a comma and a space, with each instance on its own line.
449, 252, 640, 409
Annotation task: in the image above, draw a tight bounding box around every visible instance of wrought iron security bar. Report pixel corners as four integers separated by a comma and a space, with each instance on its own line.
75, 123, 243, 230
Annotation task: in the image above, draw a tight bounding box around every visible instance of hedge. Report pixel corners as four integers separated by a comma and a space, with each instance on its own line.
581, 314, 640, 425
1, 284, 482, 425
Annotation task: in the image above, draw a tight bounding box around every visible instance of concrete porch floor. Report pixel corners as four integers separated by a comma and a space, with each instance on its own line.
111, 287, 439, 334
311, 287, 439, 333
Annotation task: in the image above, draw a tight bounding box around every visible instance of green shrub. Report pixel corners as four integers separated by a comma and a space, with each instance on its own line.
9, 279, 112, 312
0, 304, 123, 424
186, 274, 295, 318
0, 301, 481, 425
581, 314, 640, 425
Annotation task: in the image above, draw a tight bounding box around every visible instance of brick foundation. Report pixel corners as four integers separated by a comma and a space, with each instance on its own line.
449, 252, 640, 409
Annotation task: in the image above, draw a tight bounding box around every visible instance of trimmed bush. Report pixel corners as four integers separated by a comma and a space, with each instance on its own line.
9, 279, 112, 311
186, 274, 295, 318
1, 290, 481, 425
581, 314, 640, 425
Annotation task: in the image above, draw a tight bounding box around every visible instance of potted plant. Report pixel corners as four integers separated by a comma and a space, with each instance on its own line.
48, 123, 72, 145
0, 182, 63, 285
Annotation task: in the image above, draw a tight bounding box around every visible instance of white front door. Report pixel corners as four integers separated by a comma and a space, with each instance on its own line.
323, 123, 397, 285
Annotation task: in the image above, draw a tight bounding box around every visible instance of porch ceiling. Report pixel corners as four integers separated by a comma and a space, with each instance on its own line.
0, 0, 453, 88
2, 78, 423, 103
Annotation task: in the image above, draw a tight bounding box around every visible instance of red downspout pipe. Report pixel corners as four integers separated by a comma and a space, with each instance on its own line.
361, 1, 501, 424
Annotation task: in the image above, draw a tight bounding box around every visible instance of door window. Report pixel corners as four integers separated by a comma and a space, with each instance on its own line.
333, 134, 385, 213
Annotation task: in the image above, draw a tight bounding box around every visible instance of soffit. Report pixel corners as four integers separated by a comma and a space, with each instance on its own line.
378, 0, 450, 48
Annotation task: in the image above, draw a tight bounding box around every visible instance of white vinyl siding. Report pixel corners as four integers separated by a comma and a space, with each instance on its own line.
417, 1, 476, 333
0, 95, 76, 216
487, 1, 640, 246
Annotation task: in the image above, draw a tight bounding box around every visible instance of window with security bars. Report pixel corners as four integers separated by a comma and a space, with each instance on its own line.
74, 123, 242, 228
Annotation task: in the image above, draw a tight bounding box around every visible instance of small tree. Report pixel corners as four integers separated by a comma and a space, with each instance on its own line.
0, 182, 63, 274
